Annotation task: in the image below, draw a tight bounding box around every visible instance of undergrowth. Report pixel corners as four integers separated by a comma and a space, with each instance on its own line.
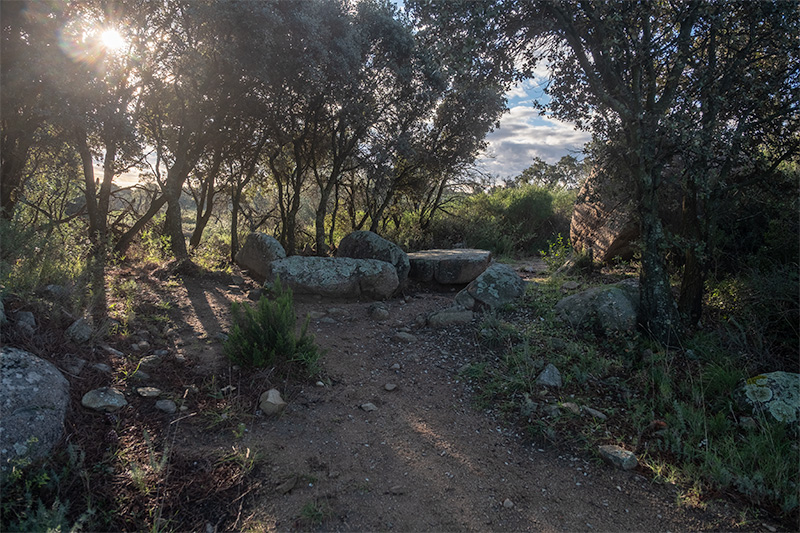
462, 270, 799, 524
224, 278, 322, 377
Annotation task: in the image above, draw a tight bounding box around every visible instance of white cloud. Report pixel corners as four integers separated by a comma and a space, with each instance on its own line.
477, 104, 591, 180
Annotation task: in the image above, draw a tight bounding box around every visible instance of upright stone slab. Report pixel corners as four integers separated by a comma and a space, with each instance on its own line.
337, 231, 410, 283
235, 232, 287, 280
267, 256, 399, 300
408, 249, 492, 284
1, 348, 70, 482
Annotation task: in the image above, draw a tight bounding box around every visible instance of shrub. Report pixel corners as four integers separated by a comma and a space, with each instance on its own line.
224, 279, 321, 376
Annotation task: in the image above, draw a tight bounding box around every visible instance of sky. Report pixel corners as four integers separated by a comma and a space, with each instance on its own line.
475, 77, 592, 181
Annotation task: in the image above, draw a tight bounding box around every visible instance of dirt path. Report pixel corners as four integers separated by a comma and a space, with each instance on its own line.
149, 263, 745, 532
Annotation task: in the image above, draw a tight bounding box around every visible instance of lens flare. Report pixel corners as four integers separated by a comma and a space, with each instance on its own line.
100, 28, 126, 52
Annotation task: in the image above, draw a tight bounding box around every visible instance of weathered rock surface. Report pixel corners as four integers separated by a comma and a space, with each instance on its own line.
15, 311, 36, 336
1, 347, 70, 481
407, 249, 492, 285
260, 388, 287, 415
535, 363, 563, 388
455, 263, 526, 310
81, 387, 127, 412
598, 445, 638, 470
555, 279, 639, 333
368, 302, 390, 321
267, 257, 398, 300
737, 371, 799, 424
570, 174, 639, 262
337, 231, 410, 283
66, 317, 92, 344
571, 169, 682, 262
235, 232, 287, 280
426, 307, 474, 328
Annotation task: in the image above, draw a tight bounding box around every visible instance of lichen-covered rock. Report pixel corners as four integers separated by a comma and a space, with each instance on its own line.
66, 317, 92, 344
737, 371, 799, 424
1, 347, 70, 482
408, 249, 492, 284
235, 232, 287, 280
81, 387, 128, 412
554, 279, 639, 333
337, 231, 410, 283
598, 444, 638, 470
267, 256, 398, 300
426, 307, 474, 328
455, 263, 526, 310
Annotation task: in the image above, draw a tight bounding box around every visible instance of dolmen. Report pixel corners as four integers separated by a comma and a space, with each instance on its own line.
235, 232, 523, 306
235, 231, 406, 300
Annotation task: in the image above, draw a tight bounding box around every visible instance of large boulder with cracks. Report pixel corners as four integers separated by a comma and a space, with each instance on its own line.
235, 232, 287, 280
337, 231, 410, 284
1, 347, 70, 482
267, 257, 399, 300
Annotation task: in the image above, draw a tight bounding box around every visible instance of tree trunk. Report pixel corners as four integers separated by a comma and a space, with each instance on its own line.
637, 170, 682, 345
678, 176, 704, 324
163, 174, 189, 260
114, 194, 168, 254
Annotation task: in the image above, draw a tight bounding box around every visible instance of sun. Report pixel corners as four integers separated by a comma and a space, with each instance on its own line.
100, 28, 126, 52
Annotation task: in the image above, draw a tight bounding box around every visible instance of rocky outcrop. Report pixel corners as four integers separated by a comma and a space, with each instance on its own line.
455, 263, 526, 311
267, 257, 399, 300
1, 347, 70, 481
235, 233, 287, 280
570, 172, 639, 262
555, 279, 639, 333
337, 231, 410, 283
408, 249, 492, 285
570, 169, 682, 263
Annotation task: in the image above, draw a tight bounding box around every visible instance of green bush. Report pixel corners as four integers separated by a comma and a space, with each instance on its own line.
224, 279, 321, 376
423, 184, 575, 256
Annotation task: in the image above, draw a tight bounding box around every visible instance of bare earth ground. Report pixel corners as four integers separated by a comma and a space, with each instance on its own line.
77, 259, 775, 532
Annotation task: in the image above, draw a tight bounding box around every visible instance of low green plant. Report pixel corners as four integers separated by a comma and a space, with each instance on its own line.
300, 499, 332, 525
540, 233, 572, 272
224, 278, 322, 377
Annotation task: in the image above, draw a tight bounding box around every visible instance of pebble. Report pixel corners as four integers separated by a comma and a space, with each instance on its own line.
92, 363, 113, 374
137, 387, 162, 398
391, 363, 401, 370
389, 485, 405, 495
384, 383, 397, 391
583, 406, 607, 420
316, 381, 325, 387
259, 389, 287, 415
155, 399, 177, 414
361, 402, 378, 412
393, 332, 417, 343
503, 498, 514, 509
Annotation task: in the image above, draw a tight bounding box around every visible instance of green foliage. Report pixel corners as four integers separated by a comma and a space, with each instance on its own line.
139, 215, 172, 263
0, 219, 87, 298
224, 279, 322, 377
1, 444, 95, 533
425, 185, 575, 256
540, 233, 572, 272
706, 263, 799, 363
